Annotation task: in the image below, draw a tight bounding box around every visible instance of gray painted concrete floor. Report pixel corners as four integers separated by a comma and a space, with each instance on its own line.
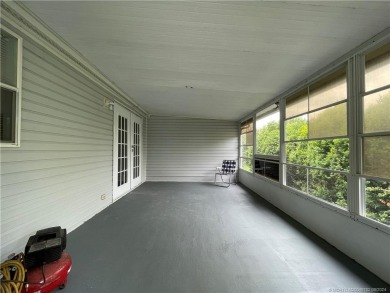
65, 182, 389, 292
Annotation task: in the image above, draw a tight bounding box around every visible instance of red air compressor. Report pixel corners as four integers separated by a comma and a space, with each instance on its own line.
21, 252, 72, 293
22, 227, 72, 293
0, 227, 72, 293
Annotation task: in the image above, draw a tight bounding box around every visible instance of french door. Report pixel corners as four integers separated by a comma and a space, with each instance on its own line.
130, 114, 142, 188
113, 105, 142, 201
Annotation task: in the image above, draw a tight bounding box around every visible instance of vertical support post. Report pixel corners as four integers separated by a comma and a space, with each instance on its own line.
279, 98, 286, 186
348, 53, 364, 218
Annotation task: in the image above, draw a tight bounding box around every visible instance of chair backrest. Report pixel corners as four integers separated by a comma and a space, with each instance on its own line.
222, 160, 236, 174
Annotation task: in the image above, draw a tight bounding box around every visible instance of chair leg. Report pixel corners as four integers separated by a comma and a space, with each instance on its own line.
232, 173, 237, 185
214, 173, 230, 188
224, 174, 230, 188
222, 174, 230, 187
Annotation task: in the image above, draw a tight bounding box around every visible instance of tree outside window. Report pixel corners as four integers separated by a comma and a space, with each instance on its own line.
284, 68, 349, 209
361, 44, 390, 225
240, 118, 253, 172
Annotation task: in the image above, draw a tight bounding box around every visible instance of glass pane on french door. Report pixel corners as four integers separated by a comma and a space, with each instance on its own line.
133, 121, 140, 179
113, 105, 131, 201
118, 115, 128, 187
131, 114, 142, 188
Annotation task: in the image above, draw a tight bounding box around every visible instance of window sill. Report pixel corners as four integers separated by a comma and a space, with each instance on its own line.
240, 165, 390, 235
254, 172, 279, 183
355, 214, 390, 235
239, 168, 253, 175
0, 142, 20, 148
282, 185, 390, 234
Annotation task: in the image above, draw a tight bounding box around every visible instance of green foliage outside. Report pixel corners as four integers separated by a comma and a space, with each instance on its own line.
363, 90, 390, 225
256, 121, 280, 156
241, 158, 253, 172
285, 115, 349, 209
241, 146, 253, 172
365, 179, 390, 225
250, 94, 390, 225
240, 132, 253, 172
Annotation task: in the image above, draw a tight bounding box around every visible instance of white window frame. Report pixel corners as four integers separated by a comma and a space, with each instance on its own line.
1, 26, 22, 148
283, 65, 350, 210
237, 31, 390, 232
239, 117, 254, 173
356, 41, 390, 230
254, 105, 280, 181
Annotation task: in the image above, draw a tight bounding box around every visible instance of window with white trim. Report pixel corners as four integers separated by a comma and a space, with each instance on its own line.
255, 108, 280, 181
1, 27, 22, 147
238, 38, 390, 230
240, 118, 253, 172
360, 43, 390, 225
284, 67, 349, 208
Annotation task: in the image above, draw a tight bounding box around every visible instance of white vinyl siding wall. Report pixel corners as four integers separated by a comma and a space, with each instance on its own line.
1, 36, 135, 259
147, 116, 238, 182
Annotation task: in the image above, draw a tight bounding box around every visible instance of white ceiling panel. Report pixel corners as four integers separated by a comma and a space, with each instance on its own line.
22, 1, 390, 120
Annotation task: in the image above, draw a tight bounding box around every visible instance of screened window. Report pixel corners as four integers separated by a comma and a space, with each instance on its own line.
240, 118, 253, 172
361, 43, 390, 225
256, 110, 280, 156
1, 28, 21, 147
255, 108, 280, 181
237, 40, 389, 229
284, 67, 349, 208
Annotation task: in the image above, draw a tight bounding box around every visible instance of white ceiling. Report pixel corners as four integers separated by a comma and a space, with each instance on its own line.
22, 1, 390, 120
